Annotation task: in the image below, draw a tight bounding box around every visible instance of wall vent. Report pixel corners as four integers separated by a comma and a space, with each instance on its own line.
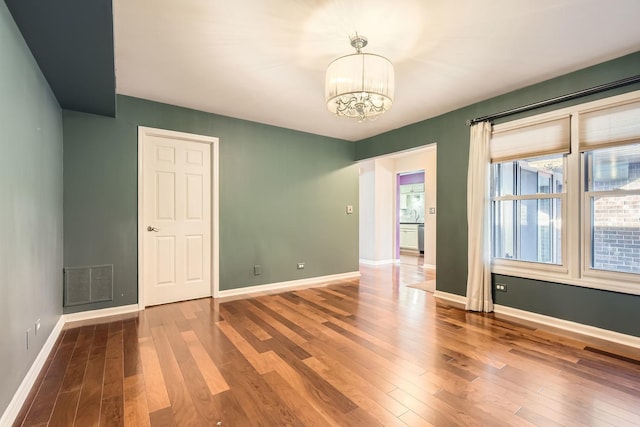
64, 264, 113, 306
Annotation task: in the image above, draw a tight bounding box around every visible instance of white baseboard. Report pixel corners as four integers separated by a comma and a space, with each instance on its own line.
63, 304, 141, 323
1, 315, 65, 426
432, 290, 640, 349
494, 304, 640, 349
218, 271, 361, 298
422, 263, 436, 270
359, 259, 397, 266
433, 290, 466, 306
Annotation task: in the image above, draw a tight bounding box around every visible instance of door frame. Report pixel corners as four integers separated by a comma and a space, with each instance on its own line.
137, 126, 220, 309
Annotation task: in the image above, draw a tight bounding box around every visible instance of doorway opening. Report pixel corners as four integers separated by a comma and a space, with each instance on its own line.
358, 144, 436, 292
397, 170, 425, 267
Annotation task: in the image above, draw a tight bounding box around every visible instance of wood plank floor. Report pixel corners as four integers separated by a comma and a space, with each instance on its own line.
14, 263, 640, 426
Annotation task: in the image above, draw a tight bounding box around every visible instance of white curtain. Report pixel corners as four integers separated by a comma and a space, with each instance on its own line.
465, 121, 494, 312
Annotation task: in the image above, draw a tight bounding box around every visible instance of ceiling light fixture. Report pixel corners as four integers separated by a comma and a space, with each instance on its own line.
325, 34, 394, 122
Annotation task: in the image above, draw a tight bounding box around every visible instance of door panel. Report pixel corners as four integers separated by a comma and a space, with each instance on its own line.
142, 132, 211, 306
156, 236, 176, 284
186, 235, 203, 281
156, 171, 176, 220
186, 174, 203, 219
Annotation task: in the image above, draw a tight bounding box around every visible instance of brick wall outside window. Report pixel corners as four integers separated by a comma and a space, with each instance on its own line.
592, 162, 640, 273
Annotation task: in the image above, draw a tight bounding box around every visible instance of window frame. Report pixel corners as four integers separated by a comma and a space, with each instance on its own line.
490, 90, 640, 296
581, 148, 640, 281
491, 156, 567, 270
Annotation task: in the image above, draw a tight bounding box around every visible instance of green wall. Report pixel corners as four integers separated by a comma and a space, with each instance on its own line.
492, 275, 640, 337
0, 1, 63, 417
356, 51, 640, 337
63, 95, 359, 313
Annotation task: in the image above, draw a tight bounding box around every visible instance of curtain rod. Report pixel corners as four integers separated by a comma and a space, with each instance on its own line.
466, 74, 640, 126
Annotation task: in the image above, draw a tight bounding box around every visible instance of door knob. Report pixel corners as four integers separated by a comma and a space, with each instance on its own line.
147, 226, 160, 232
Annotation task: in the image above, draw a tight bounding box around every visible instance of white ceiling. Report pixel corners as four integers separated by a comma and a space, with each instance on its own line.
113, 0, 640, 142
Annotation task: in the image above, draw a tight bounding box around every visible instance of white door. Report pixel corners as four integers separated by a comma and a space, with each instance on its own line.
140, 128, 213, 306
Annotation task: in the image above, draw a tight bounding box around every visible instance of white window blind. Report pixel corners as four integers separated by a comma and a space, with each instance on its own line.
490, 115, 571, 163
579, 99, 640, 151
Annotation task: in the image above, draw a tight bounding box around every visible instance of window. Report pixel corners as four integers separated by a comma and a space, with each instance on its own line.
584, 143, 640, 274
492, 155, 564, 265
489, 91, 640, 295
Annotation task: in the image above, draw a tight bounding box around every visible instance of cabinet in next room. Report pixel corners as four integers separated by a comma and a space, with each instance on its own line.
399, 223, 419, 250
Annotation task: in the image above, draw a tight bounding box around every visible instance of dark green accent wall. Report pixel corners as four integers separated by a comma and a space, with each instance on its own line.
0, 1, 63, 416
63, 95, 359, 313
5, 0, 115, 116
355, 51, 640, 337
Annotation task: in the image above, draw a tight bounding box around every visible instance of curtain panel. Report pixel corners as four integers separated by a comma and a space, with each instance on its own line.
465, 121, 494, 312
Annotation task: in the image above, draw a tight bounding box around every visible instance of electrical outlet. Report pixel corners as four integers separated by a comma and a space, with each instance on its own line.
429, 207, 436, 214
254, 265, 261, 275
496, 283, 508, 292
346, 205, 354, 214
297, 262, 305, 270
35, 319, 41, 335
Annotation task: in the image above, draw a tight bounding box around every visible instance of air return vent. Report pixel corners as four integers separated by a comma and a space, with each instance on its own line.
64, 265, 113, 306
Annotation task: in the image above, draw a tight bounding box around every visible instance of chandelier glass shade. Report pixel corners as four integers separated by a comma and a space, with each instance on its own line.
325, 36, 394, 121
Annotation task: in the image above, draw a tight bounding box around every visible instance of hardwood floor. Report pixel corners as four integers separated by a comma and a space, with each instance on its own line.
14, 263, 640, 426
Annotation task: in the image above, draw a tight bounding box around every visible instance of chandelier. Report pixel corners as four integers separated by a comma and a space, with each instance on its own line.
325, 34, 395, 122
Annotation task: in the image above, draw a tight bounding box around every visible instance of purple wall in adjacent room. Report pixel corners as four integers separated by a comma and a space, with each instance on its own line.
398, 171, 424, 185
